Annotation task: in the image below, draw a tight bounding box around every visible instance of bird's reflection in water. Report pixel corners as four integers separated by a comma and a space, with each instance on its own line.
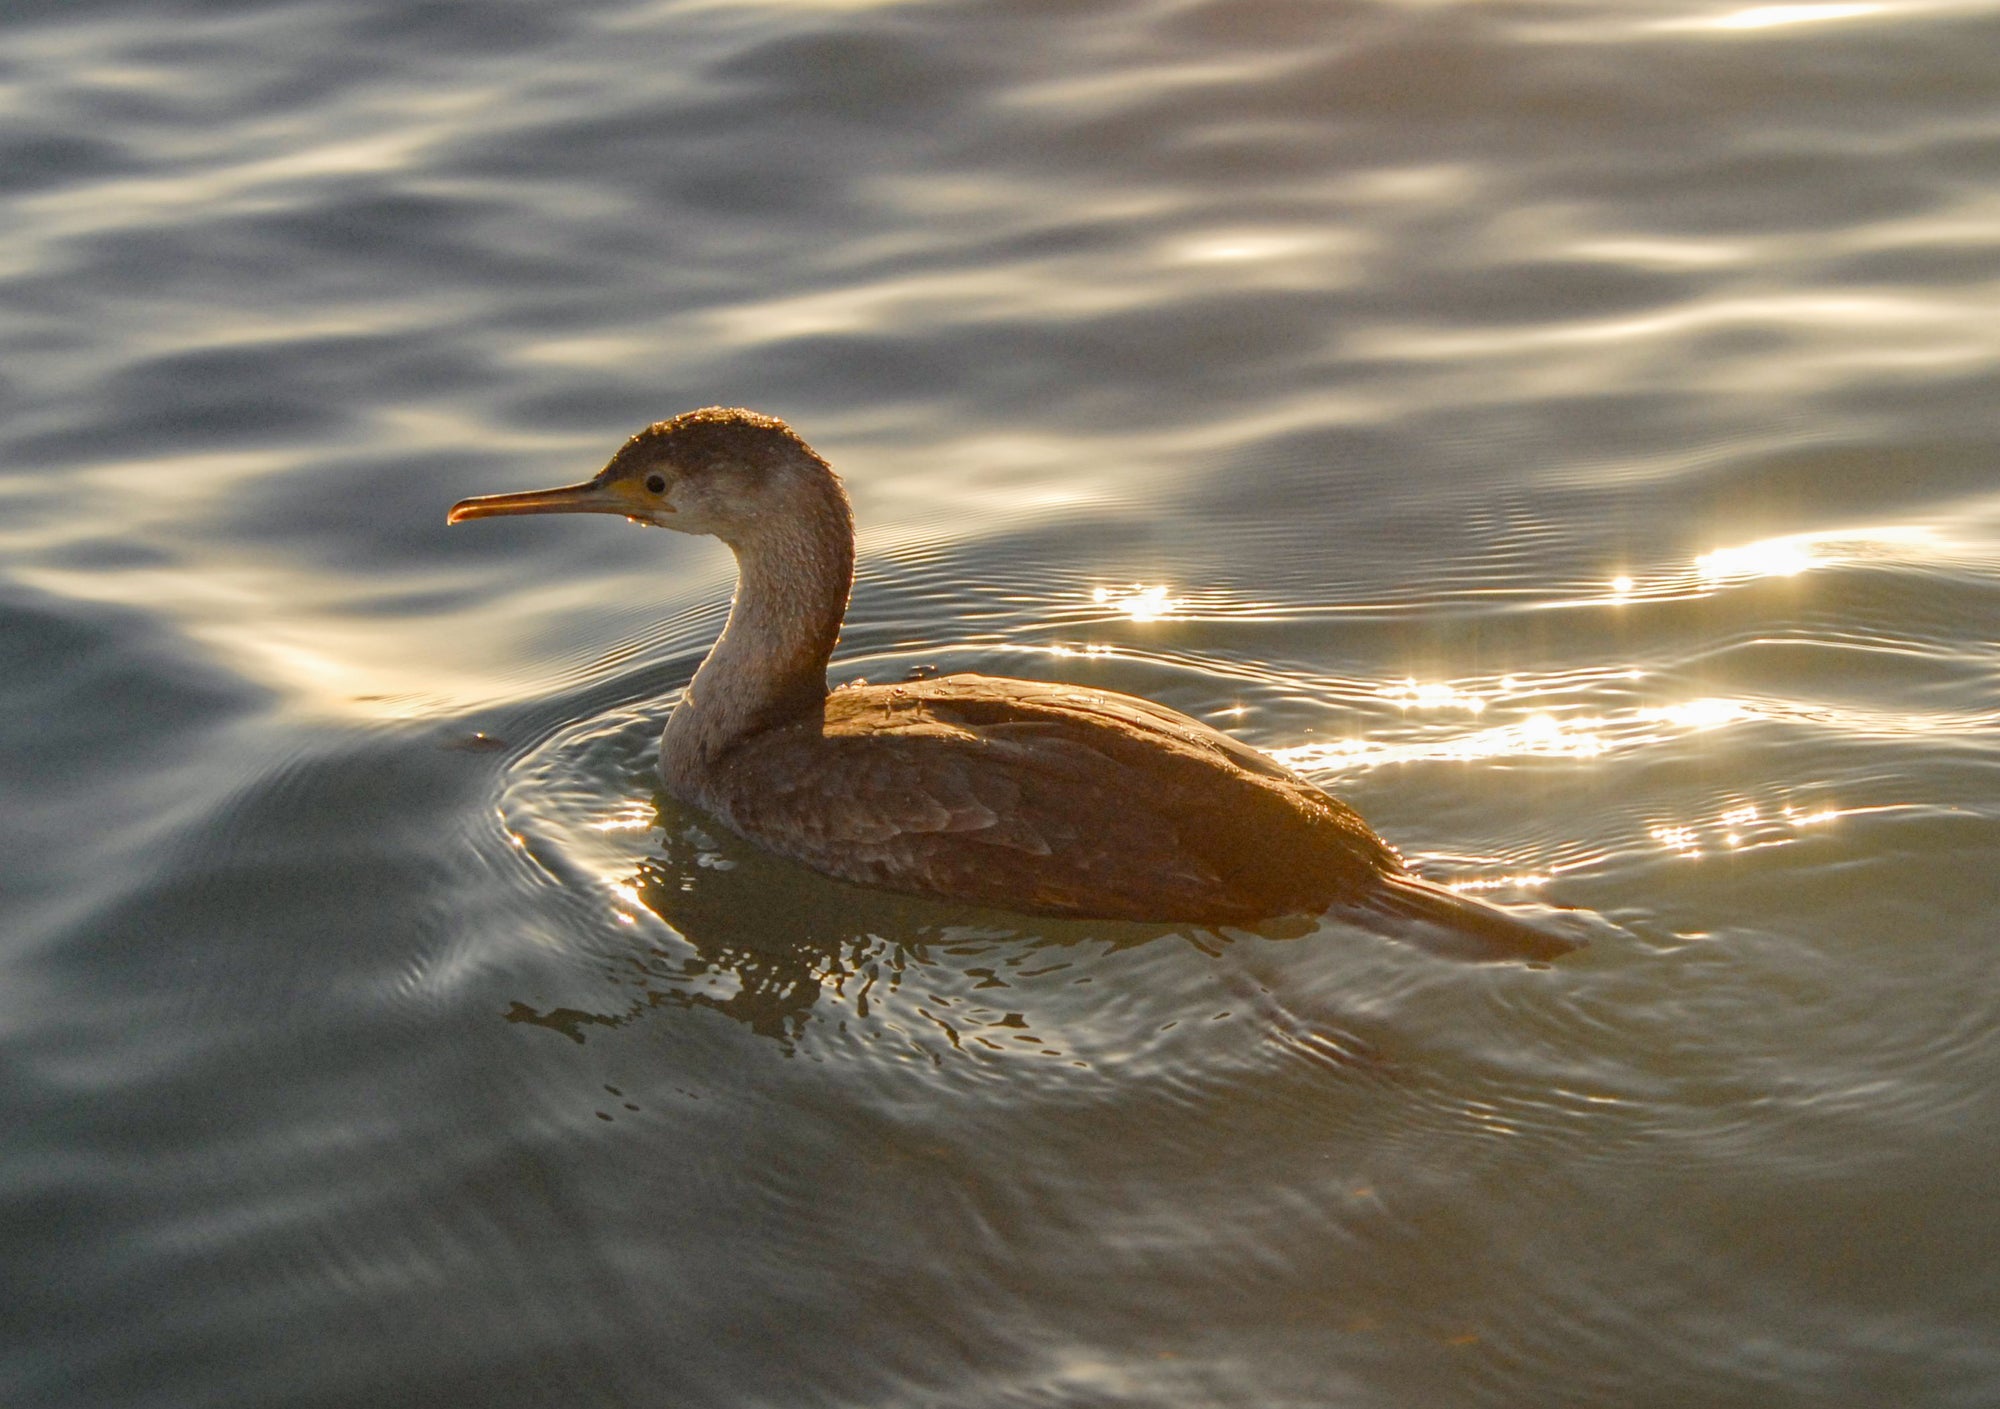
505, 795, 1214, 1053
502, 790, 1579, 1053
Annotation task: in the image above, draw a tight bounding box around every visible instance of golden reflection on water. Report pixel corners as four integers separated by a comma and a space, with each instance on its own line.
1271, 691, 1758, 772
1662, 3, 1888, 32
1380, 679, 1490, 715
1174, 232, 1322, 264
1443, 870, 1557, 895
1705, 525, 1939, 578
1696, 539, 1816, 582
590, 802, 660, 833
1092, 583, 1182, 621
1580, 524, 1940, 607
1648, 799, 1849, 860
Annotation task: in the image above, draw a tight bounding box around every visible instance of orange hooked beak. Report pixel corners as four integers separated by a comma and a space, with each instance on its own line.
447, 477, 651, 525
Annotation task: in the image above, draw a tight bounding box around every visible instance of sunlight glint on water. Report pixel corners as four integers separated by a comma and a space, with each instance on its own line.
4, 1, 2000, 1406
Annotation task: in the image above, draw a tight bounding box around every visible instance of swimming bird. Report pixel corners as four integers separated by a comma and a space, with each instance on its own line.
449, 407, 1573, 958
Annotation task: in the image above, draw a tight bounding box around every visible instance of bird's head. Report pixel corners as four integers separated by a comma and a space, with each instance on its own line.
448, 407, 838, 544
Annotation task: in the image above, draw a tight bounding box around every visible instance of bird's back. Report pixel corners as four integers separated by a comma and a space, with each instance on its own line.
690, 673, 1404, 924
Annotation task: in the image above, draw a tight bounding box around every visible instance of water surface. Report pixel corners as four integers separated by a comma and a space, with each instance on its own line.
6, 1, 2000, 1405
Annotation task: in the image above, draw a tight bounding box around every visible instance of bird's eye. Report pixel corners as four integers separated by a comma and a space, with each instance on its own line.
644, 474, 667, 495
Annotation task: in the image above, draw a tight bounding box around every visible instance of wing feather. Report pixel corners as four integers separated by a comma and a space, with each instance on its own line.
699, 674, 1397, 921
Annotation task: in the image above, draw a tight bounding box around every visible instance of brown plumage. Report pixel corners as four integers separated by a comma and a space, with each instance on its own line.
449, 407, 1573, 958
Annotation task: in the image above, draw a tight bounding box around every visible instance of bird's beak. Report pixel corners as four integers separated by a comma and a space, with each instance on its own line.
447, 478, 640, 525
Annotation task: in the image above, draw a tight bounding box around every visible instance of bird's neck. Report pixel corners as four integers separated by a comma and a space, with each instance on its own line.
660, 478, 854, 797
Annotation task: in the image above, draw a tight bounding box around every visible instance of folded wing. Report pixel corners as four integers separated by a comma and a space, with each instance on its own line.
703, 674, 1403, 923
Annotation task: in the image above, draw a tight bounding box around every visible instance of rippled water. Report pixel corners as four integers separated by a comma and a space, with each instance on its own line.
6, 1, 2000, 1405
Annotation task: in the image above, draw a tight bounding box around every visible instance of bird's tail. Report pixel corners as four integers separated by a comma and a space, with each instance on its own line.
1354, 873, 1582, 962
